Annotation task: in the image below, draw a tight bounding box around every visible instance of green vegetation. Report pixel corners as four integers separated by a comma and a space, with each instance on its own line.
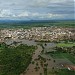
48, 69, 75, 75
47, 70, 56, 75
0, 20, 75, 29
0, 43, 36, 75
52, 42, 75, 64
50, 52, 75, 64
56, 43, 75, 47
63, 53, 75, 64
50, 52, 66, 59
56, 69, 75, 75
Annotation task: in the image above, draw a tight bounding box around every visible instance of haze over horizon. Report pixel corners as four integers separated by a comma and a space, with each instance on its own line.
0, 0, 75, 20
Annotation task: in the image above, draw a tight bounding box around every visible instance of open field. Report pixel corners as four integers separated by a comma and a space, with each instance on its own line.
56, 43, 75, 47
50, 52, 75, 64
56, 69, 75, 75
47, 69, 75, 75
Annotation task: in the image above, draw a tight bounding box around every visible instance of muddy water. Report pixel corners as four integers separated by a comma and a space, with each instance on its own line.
23, 45, 43, 75
5, 39, 37, 46
5, 39, 57, 75
22, 42, 56, 75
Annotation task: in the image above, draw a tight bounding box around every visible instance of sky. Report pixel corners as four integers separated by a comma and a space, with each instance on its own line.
0, 0, 75, 20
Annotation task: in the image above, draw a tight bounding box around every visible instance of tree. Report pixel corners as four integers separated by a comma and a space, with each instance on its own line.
0, 44, 36, 75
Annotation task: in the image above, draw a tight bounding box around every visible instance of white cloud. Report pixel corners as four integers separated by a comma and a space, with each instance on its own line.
0, 0, 74, 20
0, 9, 73, 20
36, 13, 62, 19
30, 0, 72, 7
18, 12, 29, 17
31, 13, 40, 16
20, 12, 62, 19
0, 9, 14, 17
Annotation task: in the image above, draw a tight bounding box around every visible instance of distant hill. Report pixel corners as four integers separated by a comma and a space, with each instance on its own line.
0, 20, 75, 28
0, 19, 74, 24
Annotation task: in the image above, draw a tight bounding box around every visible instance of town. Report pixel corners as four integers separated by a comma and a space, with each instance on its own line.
0, 27, 75, 42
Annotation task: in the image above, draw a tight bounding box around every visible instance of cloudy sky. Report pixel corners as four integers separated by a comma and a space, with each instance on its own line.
0, 0, 75, 20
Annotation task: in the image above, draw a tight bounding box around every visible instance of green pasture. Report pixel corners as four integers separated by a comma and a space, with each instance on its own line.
56, 43, 75, 47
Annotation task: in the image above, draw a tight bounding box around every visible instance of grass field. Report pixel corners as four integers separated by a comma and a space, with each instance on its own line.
50, 52, 75, 64
48, 69, 75, 75
57, 69, 75, 75
56, 43, 75, 47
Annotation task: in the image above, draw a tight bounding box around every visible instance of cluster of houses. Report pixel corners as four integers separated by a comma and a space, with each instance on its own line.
0, 27, 75, 42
